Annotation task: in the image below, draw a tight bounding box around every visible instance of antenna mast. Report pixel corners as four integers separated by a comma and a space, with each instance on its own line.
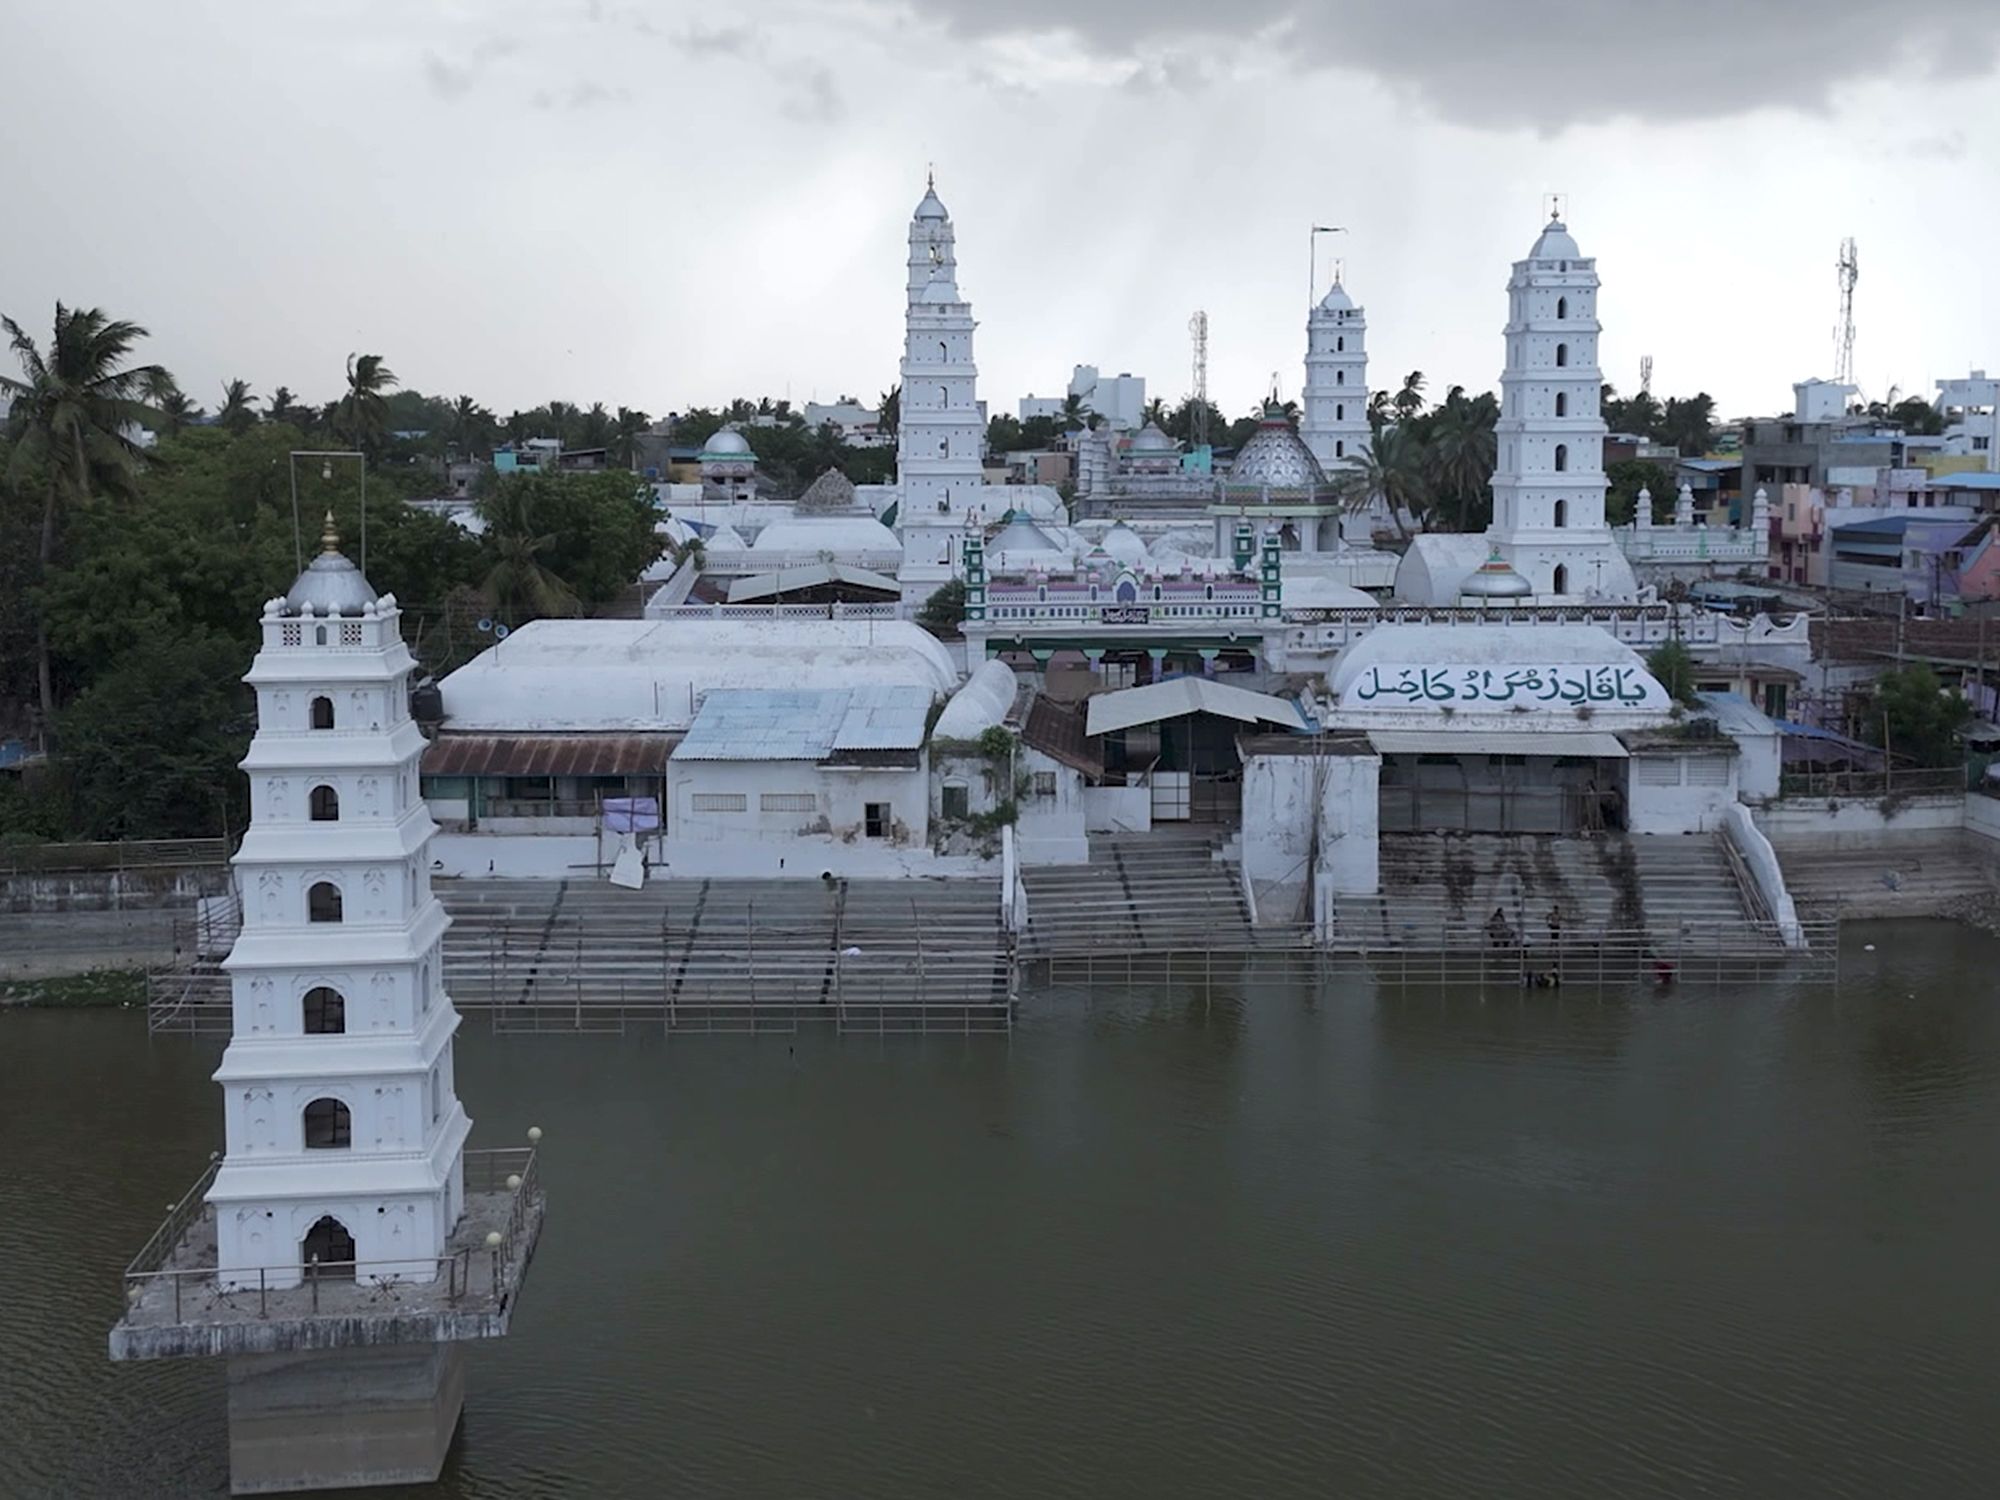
1834, 237, 1859, 386
1189, 310, 1210, 448
1639, 355, 1653, 396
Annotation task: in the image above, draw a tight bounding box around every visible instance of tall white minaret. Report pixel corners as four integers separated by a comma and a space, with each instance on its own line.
1301, 274, 1369, 471
1486, 212, 1637, 601
897, 174, 984, 519
209, 515, 469, 1290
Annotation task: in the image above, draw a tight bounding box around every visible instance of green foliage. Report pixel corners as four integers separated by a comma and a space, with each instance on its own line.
1646, 640, 1699, 707
975, 725, 1015, 760
1606, 459, 1677, 525
918, 579, 967, 634
1602, 385, 1717, 456
1862, 665, 1973, 768
474, 470, 659, 617
55, 629, 252, 839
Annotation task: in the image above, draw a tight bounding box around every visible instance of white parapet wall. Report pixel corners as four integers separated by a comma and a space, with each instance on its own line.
1722, 803, 1804, 948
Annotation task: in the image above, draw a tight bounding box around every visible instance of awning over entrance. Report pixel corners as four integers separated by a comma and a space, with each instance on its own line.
1367, 730, 1629, 759
1086, 679, 1308, 736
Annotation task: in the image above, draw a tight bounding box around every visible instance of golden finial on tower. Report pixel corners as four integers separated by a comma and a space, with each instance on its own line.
320, 509, 341, 554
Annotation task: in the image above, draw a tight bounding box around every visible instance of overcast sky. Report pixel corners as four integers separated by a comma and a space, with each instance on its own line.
3, 1, 1994, 424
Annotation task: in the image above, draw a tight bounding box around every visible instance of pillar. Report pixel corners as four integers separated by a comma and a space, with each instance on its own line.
1635, 486, 1652, 530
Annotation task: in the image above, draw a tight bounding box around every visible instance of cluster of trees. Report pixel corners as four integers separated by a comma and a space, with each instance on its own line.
669, 396, 896, 492
0, 304, 661, 842
1861, 665, 1974, 768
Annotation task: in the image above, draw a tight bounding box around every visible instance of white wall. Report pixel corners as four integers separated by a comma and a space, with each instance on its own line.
1625, 750, 1738, 833
1084, 785, 1151, 832
667, 759, 929, 846
1754, 794, 1967, 841
1015, 748, 1089, 864
1239, 752, 1381, 922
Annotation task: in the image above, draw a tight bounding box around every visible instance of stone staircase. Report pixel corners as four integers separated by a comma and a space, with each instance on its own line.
1337, 832, 1775, 954
1019, 832, 1280, 957
437, 875, 1011, 1031
1770, 831, 2000, 919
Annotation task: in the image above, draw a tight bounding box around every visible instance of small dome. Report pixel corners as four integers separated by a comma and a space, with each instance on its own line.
1101, 521, 1149, 562
1131, 422, 1175, 453
1459, 546, 1533, 599
702, 427, 752, 457
1222, 405, 1332, 500
1529, 217, 1581, 262
284, 512, 377, 615
1317, 281, 1354, 312
797, 467, 859, 514
913, 182, 949, 221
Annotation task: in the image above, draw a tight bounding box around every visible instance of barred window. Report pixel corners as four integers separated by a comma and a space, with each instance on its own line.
760, 792, 817, 812
1029, 771, 1057, 799
282, 624, 302, 647
341, 622, 364, 645
692, 793, 748, 813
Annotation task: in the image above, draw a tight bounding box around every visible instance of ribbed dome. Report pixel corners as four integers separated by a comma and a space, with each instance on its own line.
1222, 406, 1332, 501
797, 467, 858, 514
1131, 422, 1175, 453
702, 427, 751, 457
1317, 281, 1354, 312
1459, 547, 1533, 599
284, 512, 377, 616
1529, 217, 1581, 262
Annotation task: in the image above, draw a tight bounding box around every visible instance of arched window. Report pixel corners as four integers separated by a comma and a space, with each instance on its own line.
301, 1215, 355, 1278
1554, 391, 1568, 417
1553, 499, 1569, 529
314, 625, 328, 646
1336, 404, 1344, 421
303, 986, 346, 1034
310, 696, 334, 730
1336, 336, 1345, 352
1552, 564, 1569, 595
1335, 440, 1345, 458
309, 785, 339, 822
1556, 295, 1568, 320
308, 881, 342, 923
1554, 444, 1569, 473
1555, 343, 1569, 367
938, 385, 949, 408
1336, 370, 1345, 385
303, 1097, 351, 1149
938, 339, 948, 361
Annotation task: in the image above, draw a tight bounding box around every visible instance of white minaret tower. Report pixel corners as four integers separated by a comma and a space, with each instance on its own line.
209, 514, 469, 1291
1301, 274, 1369, 472
897, 174, 984, 520
1486, 211, 1638, 601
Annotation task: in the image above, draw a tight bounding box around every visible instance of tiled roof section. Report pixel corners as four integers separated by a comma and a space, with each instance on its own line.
1022, 695, 1102, 776
421, 734, 678, 777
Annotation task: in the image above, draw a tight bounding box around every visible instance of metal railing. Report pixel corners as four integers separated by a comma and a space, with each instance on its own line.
0, 837, 232, 874
1778, 766, 1965, 800
118, 1147, 540, 1327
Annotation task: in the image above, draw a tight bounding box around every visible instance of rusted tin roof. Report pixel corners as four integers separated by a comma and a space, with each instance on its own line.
422, 734, 677, 777
1022, 695, 1102, 777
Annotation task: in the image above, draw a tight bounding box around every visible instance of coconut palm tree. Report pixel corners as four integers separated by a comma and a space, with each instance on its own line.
1060, 392, 1093, 432
332, 353, 397, 453
1391, 370, 1427, 421
1424, 388, 1498, 531
579, 401, 613, 449
612, 406, 651, 470
479, 489, 579, 621
1, 303, 165, 724
448, 395, 493, 459
265, 385, 301, 428
1338, 426, 1431, 542
217, 378, 259, 434
877, 384, 900, 438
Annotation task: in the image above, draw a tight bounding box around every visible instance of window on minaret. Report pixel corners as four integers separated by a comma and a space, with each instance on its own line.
303, 1097, 351, 1149
1554, 444, 1569, 473
315, 625, 328, 646
1553, 564, 1569, 594
939, 385, 948, 407
1554, 499, 1569, 528
1336, 440, 1345, 458
1555, 392, 1568, 417
310, 696, 334, 730
1337, 337, 1344, 352
303, 986, 346, 1035
1557, 296, 1568, 320
1555, 343, 1569, 367
309, 785, 340, 822
939, 340, 948, 361
308, 882, 342, 923
1335, 370, 1344, 385
1336, 405, 1344, 421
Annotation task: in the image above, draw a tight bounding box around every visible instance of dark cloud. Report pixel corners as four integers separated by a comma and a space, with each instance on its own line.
897, 0, 2000, 129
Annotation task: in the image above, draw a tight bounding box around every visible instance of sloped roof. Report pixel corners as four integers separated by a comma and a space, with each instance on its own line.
1084, 679, 1309, 736
724, 564, 900, 602
674, 686, 932, 762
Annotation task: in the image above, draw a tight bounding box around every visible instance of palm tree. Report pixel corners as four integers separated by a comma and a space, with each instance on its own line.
877, 384, 900, 438
1142, 396, 1167, 428
332, 353, 397, 453
1337, 426, 1431, 542
612, 406, 651, 470
154, 387, 203, 435
448, 395, 493, 459
1424, 388, 1498, 531
266, 385, 301, 427
579, 401, 613, 449
1, 304, 165, 724
217, 378, 259, 434
479, 490, 579, 622
1060, 392, 1093, 432
1392, 370, 1427, 421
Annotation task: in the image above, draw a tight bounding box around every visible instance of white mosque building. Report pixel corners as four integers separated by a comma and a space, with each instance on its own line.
1396, 213, 1641, 606
1300, 273, 1370, 473
211, 517, 469, 1288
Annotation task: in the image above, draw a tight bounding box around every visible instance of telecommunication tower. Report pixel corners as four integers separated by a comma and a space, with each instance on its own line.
1639, 354, 1653, 396
1834, 237, 1859, 386
1189, 309, 1210, 447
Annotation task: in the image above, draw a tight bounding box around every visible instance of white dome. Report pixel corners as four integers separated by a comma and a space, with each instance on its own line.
1317, 281, 1354, 312
913, 184, 949, 221
1131, 422, 1175, 453
751, 514, 900, 554
1529, 218, 1581, 262
284, 513, 376, 615
1101, 521, 1149, 562
988, 516, 1071, 572
1282, 575, 1378, 611
702, 427, 751, 457
934, 659, 1018, 740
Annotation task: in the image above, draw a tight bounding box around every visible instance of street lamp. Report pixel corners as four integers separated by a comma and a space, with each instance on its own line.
288, 451, 368, 575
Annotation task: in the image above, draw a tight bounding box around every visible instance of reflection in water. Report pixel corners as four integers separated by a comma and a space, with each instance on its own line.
5, 920, 2000, 1498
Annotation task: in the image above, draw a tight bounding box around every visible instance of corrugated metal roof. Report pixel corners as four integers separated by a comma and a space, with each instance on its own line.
1084, 679, 1308, 736
1022, 695, 1102, 776
422, 734, 678, 777
673, 686, 932, 762
724, 564, 901, 603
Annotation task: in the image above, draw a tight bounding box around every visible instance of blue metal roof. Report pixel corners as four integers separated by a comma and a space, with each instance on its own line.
1935, 471, 2000, 490
674, 686, 932, 761
1677, 458, 1739, 472
1831, 515, 1918, 536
